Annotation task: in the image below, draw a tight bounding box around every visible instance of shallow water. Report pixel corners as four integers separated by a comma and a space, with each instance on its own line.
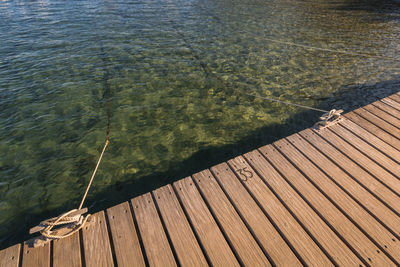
1, 0, 400, 247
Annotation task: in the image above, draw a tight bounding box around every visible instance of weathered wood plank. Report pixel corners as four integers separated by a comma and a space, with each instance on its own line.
131, 193, 176, 267
364, 104, 400, 128
373, 101, 400, 119
153, 185, 208, 267
262, 143, 394, 266
330, 123, 400, 176
300, 129, 400, 215
211, 163, 302, 266
354, 108, 400, 136
228, 156, 333, 266
107, 202, 145, 267
287, 133, 400, 241
339, 118, 400, 163
381, 98, 400, 112
53, 233, 81, 267
315, 127, 400, 195
389, 93, 400, 104
244, 150, 363, 266
22, 241, 50, 267
277, 136, 400, 263
81, 211, 114, 267
173, 177, 239, 267
193, 169, 271, 266
344, 112, 400, 148
0, 244, 20, 267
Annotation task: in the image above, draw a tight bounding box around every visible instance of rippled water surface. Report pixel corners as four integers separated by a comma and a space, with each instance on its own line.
1, 0, 400, 246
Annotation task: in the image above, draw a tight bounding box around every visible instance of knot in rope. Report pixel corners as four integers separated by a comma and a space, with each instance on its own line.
314, 109, 343, 129
320, 109, 343, 122
39, 209, 90, 240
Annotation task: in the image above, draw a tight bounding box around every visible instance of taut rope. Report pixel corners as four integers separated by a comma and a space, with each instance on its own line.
31, 137, 110, 243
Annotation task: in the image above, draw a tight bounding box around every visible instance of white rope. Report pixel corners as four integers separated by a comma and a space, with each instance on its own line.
246, 93, 329, 113
31, 138, 110, 242
264, 37, 398, 61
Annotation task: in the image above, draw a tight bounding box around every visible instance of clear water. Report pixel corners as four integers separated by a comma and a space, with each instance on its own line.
1, 0, 399, 247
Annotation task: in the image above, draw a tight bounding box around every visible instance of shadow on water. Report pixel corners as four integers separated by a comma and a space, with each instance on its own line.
2, 77, 398, 249
334, 0, 400, 18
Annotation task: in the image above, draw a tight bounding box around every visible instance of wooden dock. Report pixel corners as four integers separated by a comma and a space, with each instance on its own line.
1, 92, 400, 266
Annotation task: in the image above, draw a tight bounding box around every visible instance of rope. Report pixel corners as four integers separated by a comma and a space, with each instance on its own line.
263, 37, 398, 61
246, 93, 329, 113
79, 137, 110, 210
33, 137, 110, 241
246, 93, 343, 129
33, 44, 112, 242
40, 210, 91, 240
314, 109, 343, 129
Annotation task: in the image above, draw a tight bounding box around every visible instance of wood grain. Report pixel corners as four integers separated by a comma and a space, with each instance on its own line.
193, 169, 271, 266
330, 123, 400, 176
153, 184, 208, 267
300, 128, 400, 215
53, 232, 81, 267
315, 127, 400, 196
174, 177, 239, 267
373, 101, 400, 119
364, 104, 400, 128
244, 149, 363, 266
0, 244, 20, 267
22, 241, 50, 267
81, 211, 114, 267
131, 193, 176, 267
344, 112, 400, 148
228, 156, 333, 266
381, 98, 400, 112
339, 118, 400, 164
211, 162, 302, 266
277, 136, 400, 263
287, 133, 400, 242
107, 202, 145, 267
354, 108, 400, 137
389, 93, 400, 104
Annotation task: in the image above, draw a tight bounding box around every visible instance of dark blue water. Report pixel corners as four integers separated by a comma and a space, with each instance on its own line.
1, 0, 399, 247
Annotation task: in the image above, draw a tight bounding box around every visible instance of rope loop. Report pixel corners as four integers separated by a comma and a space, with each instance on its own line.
39, 209, 90, 240
314, 109, 343, 129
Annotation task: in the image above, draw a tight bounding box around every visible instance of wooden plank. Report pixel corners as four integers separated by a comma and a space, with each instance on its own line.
193, 169, 271, 266
287, 133, 400, 241
315, 127, 400, 196
21, 241, 50, 267
131, 193, 176, 267
381, 98, 400, 112
173, 177, 239, 267
299, 129, 400, 215
262, 143, 394, 266
53, 232, 81, 267
329, 123, 400, 176
339, 118, 400, 163
363, 104, 400, 128
81, 211, 114, 267
344, 112, 400, 148
373, 101, 400, 119
227, 156, 334, 266
389, 93, 400, 103
244, 150, 363, 266
354, 108, 400, 138
107, 202, 145, 267
211, 163, 302, 266
0, 244, 20, 267
153, 185, 208, 267
277, 136, 400, 263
